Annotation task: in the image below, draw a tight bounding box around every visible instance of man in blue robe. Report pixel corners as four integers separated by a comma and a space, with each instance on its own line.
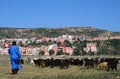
8, 41, 22, 74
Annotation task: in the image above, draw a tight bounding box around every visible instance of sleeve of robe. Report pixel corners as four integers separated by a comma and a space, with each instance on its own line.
8, 46, 22, 59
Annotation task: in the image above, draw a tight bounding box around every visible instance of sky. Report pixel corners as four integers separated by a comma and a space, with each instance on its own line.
0, 0, 120, 32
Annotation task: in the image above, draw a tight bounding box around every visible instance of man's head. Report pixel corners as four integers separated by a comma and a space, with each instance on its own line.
12, 41, 16, 46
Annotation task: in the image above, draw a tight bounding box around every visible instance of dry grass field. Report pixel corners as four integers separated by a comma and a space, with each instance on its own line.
0, 55, 120, 79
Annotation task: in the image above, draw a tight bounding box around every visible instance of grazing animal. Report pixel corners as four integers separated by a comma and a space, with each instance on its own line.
98, 58, 119, 71
20, 58, 24, 64
40, 59, 46, 68
97, 62, 108, 70
83, 58, 95, 69
107, 58, 119, 71
55, 59, 70, 69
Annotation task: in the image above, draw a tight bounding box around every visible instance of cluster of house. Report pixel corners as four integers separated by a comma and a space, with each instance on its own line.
0, 34, 120, 55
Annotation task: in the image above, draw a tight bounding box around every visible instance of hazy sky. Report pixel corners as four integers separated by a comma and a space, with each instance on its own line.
0, 0, 120, 32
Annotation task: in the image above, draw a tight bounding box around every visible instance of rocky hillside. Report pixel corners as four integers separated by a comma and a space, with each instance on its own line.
0, 27, 120, 38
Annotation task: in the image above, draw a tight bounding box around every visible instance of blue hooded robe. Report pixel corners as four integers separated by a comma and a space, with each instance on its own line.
8, 46, 21, 70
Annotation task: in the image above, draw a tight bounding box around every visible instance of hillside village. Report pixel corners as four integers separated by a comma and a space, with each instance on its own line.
0, 34, 120, 55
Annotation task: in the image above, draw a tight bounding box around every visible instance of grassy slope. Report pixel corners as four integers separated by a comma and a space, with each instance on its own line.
0, 55, 120, 79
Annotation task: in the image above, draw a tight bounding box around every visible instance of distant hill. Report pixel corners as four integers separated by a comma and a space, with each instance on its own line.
0, 27, 120, 39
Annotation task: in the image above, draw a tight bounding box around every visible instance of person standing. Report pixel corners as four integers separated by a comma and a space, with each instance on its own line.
8, 41, 22, 75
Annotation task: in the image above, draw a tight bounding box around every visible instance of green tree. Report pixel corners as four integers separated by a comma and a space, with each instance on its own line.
64, 40, 72, 47
72, 40, 87, 55
73, 48, 80, 55
57, 42, 62, 46
108, 39, 120, 55
49, 49, 55, 55
39, 51, 45, 55
56, 49, 63, 55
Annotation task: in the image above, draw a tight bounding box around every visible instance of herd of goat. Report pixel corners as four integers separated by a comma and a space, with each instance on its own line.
21, 56, 120, 71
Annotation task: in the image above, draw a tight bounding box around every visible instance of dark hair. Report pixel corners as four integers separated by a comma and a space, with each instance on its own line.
12, 41, 16, 45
